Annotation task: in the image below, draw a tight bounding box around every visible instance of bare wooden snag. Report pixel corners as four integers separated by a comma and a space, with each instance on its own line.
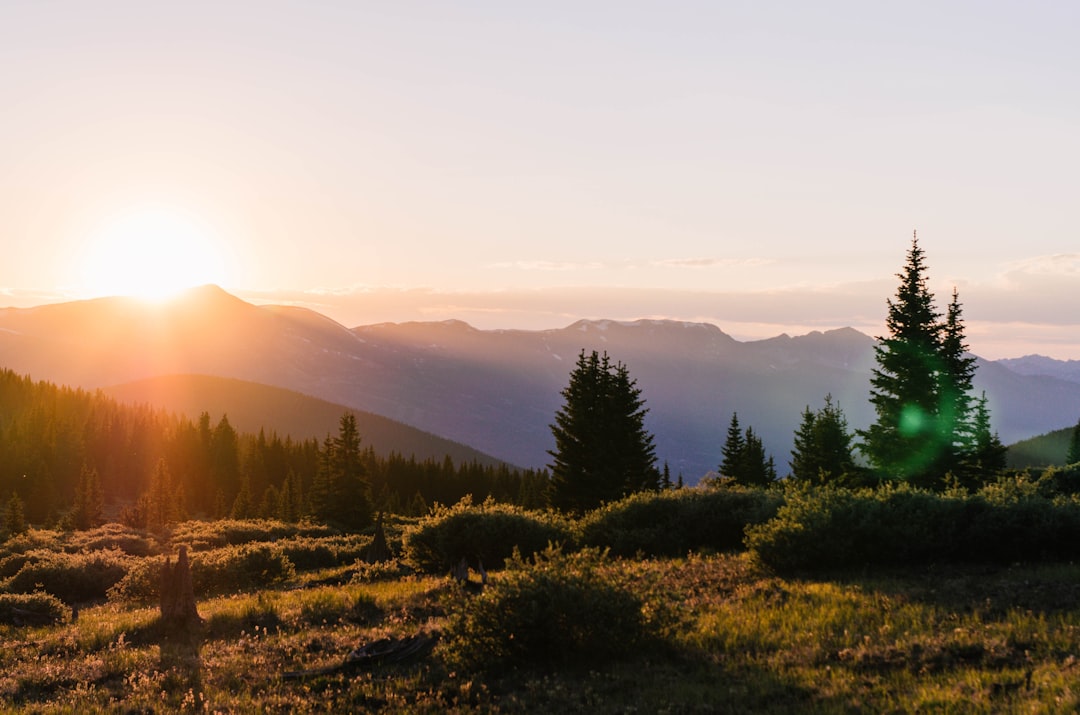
160, 545, 202, 631
364, 512, 392, 563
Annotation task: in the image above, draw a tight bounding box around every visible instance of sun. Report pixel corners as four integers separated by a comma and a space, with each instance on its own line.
80, 207, 228, 301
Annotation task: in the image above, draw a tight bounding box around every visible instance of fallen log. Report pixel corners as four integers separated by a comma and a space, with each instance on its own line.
282, 632, 440, 680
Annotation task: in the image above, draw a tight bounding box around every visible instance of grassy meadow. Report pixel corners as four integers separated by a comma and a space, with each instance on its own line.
2, 486, 1080, 713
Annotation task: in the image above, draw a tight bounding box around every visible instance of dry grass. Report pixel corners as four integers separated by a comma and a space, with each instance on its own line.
3, 529, 1080, 712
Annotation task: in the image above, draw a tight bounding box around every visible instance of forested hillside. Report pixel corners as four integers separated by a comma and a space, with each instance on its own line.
102, 374, 504, 468
0, 369, 547, 529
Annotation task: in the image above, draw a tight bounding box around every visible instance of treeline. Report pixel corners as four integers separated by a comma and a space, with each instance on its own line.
0, 369, 548, 531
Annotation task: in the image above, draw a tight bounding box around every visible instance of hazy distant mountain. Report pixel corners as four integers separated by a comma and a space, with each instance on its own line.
102, 374, 505, 467
996, 355, 1080, 385
4, 285, 1080, 481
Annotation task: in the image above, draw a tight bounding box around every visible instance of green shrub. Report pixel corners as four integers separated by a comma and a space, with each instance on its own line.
0, 529, 61, 558
169, 519, 335, 552
746, 482, 1080, 573
577, 486, 783, 557
276, 534, 372, 572
0, 591, 71, 626
402, 497, 573, 574
3, 548, 130, 604
62, 523, 158, 557
442, 546, 649, 672
0, 552, 33, 579
108, 543, 296, 604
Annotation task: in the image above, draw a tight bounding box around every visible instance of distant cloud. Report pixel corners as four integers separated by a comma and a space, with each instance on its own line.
488, 260, 605, 271
1001, 253, 1080, 280
653, 257, 776, 269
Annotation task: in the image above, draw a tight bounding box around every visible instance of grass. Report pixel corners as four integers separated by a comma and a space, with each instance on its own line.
3, 524, 1080, 712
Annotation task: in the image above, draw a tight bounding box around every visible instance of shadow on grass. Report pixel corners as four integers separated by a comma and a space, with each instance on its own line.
833, 561, 1080, 616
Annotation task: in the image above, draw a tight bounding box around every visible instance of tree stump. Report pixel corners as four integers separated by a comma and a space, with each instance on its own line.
364, 512, 392, 563
160, 546, 202, 632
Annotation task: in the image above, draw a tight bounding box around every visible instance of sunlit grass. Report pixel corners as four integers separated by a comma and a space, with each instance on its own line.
5, 528, 1080, 712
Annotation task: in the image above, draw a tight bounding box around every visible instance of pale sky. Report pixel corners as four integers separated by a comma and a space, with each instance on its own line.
2, 2, 1078, 359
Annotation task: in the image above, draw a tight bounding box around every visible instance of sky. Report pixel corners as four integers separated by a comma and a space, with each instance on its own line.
2, 1, 1078, 359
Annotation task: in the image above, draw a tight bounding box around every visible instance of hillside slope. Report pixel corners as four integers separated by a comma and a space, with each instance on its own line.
102, 374, 508, 467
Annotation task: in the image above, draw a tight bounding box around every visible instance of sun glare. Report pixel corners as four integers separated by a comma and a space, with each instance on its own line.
80, 207, 228, 301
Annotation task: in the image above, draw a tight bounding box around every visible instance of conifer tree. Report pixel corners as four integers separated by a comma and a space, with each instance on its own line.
789, 395, 857, 485
549, 350, 658, 513
939, 289, 978, 471
719, 415, 776, 486
3, 492, 27, 538
962, 391, 1007, 485
231, 474, 255, 519
860, 234, 982, 487
143, 458, 183, 532
331, 412, 373, 530
720, 413, 746, 478
1067, 418, 1080, 466
69, 464, 105, 530
310, 414, 373, 529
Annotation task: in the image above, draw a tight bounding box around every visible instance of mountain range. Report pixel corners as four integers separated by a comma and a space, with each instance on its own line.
2, 284, 1079, 480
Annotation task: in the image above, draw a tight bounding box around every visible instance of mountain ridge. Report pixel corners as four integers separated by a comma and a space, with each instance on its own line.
3, 286, 1080, 480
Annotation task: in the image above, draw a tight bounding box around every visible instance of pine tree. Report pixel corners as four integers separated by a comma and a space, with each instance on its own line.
549, 350, 658, 513
962, 391, 1007, 485
740, 427, 776, 486
790, 406, 818, 482
69, 464, 105, 530
720, 413, 745, 478
143, 458, 182, 532
3, 492, 27, 538
330, 412, 373, 530
938, 289, 978, 472
1067, 418, 1080, 466
719, 416, 776, 487
231, 474, 255, 519
860, 234, 979, 487
789, 395, 857, 485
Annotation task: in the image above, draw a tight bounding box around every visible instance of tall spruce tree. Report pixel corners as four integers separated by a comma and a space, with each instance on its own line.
311, 414, 373, 530
549, 350, 658, 513
939, 288, 978, 472
860, 234, 981, 487
720, 413, 746, 478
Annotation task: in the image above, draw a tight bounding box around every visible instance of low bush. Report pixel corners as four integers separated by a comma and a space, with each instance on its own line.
746, 481, 1080, 573
0, 591, 71, 626
577, 486, 783, 557
62, 523, 158, 557
276, 534, 372, 571
402, 497, 573, 574
0, 529, 62, 558
169, 519, 335, 552
108, 543, 296, 604
441, 546, 650, 672
2, 548, 130, 604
